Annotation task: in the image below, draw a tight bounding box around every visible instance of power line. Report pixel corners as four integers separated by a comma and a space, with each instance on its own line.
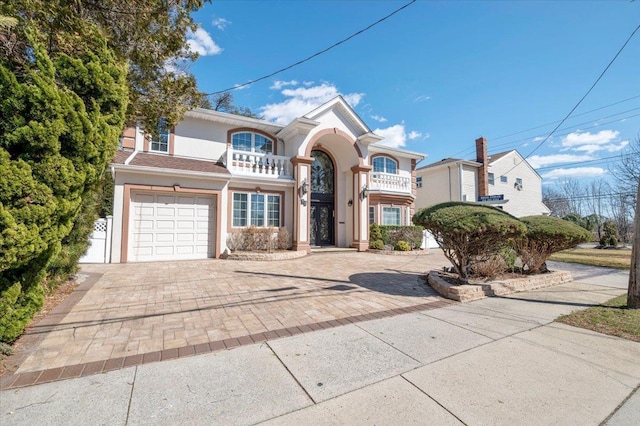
480, 107, 640, 156
206, 0, 416, 96
543, 192, 635, 202
535, 154, 623, 171
501, 21, 640, 176
488, 93, 640, 142
454, 109, 640, 160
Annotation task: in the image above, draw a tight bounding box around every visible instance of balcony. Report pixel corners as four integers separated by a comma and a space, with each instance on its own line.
370, 172, 412, 194
226, 149, 292, 179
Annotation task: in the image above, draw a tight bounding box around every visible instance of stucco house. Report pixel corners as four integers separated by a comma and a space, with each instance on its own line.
415, 137, 550, 217
107, 96, 424, 263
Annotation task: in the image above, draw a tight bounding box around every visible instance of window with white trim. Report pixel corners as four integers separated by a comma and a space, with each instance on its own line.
232, 131, 274, 154
373, 156, 397, 174
233, 192, 280, 227
382, 207, 401, 225
150, 119, 169, 153
369, 206, 375, 225
416, 176, 423, 188
488, 172, 495, 185
500, 175, 508, 183
515, 177, 523, 188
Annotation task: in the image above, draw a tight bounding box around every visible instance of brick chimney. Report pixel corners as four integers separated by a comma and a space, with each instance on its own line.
476, 137, 489, 198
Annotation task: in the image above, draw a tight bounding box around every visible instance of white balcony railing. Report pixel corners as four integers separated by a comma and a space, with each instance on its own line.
370, 172, 412, 193
226, 149, 292, 178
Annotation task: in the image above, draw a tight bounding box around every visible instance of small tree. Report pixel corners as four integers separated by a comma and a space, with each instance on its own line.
599, 220, 619, 247
515, 216, 592, 274
413, 202, 526, 281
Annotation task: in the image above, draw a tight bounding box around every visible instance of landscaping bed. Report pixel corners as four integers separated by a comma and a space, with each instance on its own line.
224, 250, 306, 261
426, 269, 573, 302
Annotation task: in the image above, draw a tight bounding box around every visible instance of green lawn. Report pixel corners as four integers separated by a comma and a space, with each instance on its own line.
556, 295, 640, 343
549, 247, 631, 269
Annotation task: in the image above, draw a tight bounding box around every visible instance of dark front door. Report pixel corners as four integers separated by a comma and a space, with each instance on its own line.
310, 202, 334, 246
310, 150, 335, 246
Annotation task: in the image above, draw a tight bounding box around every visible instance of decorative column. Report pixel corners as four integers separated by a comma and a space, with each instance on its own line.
351, 164, 372, 251
291, 156, 314, 252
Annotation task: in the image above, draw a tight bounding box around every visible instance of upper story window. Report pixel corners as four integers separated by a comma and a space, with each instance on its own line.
500, 175, 508, 183
416, 176, 423, 188
232, 131, 274, 154
488, 172, 495, 185
373, 156, 398, 174
150, 119, 169, 153
515, 178, 523, 190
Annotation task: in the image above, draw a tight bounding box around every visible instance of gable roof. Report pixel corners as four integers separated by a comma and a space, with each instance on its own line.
417, 157, 480, 171
303, 96, 372, 135
487, 150, 515, 164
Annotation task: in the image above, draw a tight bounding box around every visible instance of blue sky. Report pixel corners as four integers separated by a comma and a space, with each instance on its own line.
184, 1, 640, 188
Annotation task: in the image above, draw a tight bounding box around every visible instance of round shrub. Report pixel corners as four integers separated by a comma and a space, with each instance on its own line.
516, 215, 592, 274
394, 240, 411, 251
369, 240, 384, 250
413, 202, 526, 280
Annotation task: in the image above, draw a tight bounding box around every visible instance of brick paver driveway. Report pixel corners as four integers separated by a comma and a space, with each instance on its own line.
8, 250, 451, 382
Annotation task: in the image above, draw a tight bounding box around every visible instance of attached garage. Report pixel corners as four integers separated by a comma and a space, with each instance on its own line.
128, 191, 217, 262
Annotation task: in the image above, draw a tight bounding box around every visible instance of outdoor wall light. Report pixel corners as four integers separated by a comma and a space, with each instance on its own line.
348, 199, 353, 207
300, 179, 309, 196
361, 184, 369, 199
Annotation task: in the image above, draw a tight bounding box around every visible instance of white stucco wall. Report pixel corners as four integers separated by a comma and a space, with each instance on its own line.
172, 118, 229, 162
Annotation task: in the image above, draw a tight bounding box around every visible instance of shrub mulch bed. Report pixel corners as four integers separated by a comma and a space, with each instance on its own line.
0, 279, 79, 377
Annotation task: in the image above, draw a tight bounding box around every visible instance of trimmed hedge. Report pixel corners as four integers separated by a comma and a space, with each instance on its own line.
413, 202, 526, 280
516, 215, 592, 274
378, 225, 424, 249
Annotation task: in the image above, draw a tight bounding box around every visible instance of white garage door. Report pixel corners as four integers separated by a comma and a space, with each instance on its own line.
129, 191, 216, 262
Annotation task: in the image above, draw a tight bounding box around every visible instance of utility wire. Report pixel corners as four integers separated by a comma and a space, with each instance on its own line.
447, 94, 640, 159
489, 93, 640, 142
206, 0, 416, 95
453, 110, 640, 160
501, 21, 640, 176
535, 154, 624, 171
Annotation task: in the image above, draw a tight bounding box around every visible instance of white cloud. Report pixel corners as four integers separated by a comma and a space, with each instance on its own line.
270, 80, 298, 90
415, 95, 431, 102
374, 124, 407, 148
212, 17, 230, 30
532, 136, 545, 142
233, 83, 251, 90
541, 167, 607, 180
527, 154, 593, 168
187, 28, 223, 56
260, 82, 364, 124
303, 81, 315, 86
559, 130, 629, 154
408, 130, 422, 140
370, 114, 387, 123
372, 125, 427, 148
561, 130, 619, 147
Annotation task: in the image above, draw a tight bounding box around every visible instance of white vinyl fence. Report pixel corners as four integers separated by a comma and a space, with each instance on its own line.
79, 216, 112, 263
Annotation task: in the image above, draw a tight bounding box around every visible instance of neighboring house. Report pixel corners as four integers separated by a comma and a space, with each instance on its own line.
415, 137, 550, 217
108, 96, 424, 263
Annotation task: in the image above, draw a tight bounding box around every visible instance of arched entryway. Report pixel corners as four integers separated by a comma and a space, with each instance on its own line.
310, 150, 335, 246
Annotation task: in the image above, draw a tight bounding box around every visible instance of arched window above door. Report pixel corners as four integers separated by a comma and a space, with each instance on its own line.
310, 150, 334, 195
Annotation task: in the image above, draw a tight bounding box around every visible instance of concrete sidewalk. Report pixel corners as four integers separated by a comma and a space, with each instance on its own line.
2, 263, 639, 425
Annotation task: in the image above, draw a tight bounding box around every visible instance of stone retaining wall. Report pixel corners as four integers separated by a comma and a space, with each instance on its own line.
427, 270, 573, 302
225, 251, 307, 261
